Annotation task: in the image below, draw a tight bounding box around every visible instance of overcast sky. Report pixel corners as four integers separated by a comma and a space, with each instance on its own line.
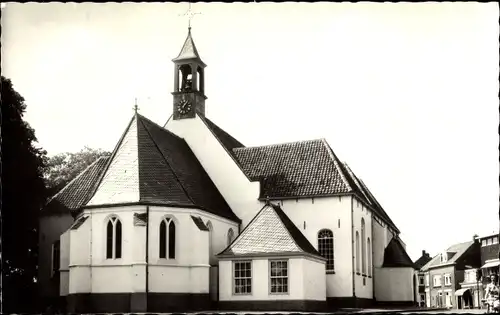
2, 2, 498, 261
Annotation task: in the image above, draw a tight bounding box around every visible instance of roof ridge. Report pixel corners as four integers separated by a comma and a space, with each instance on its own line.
320, 139, 353, 192
137, 117, 196, 205
233, 138, 325, 151
45, 155, 110, 207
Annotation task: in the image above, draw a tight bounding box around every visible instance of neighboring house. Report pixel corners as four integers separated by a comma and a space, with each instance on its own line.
414, 250, 432, 306
38, 26, 415, 313
479, 232, 499, 283
420, 238, 481, 309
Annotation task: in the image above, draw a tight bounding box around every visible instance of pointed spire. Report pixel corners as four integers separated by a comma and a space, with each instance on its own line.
173, 3, 205, 66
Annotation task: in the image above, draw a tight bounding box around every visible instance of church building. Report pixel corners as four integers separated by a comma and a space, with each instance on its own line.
38, 26, 417, 313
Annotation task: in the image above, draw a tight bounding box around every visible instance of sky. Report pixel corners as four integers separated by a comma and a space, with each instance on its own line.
2, 2, 499, 261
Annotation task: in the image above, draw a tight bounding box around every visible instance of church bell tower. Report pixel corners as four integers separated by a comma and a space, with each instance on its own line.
172, 27, 207, 120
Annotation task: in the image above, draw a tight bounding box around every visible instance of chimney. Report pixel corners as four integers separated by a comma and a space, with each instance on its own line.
422, 250, 426, 256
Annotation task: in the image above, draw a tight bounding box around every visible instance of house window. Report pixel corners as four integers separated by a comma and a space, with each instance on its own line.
206, 220, 214, 265
270, 260, 289, 294
444, 274, 452, 286
433, 275, 442, 287
227, 228, 235, 246
318, 229, 334, 272
419, 276, 424, 286
493, 236, 499, 244
367, 237, 372, 276
482, 239, 487, 246
487, 238, 493, 245
52, 240, 60, 275
159, 217, 176, 259
356, 231, 360, 273
361, 219, 366, 274
233, 261, 252, 295
106, 216, 122, 259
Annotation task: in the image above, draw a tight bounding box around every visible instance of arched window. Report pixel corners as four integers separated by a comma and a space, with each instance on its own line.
318, 229, 334, 272
159, 217, 176, 259
206, 220, 214, 264
227, 228, 235, 246
367, 237, 372, 276
356, 231, 360, 273
106, 216, 122, 259
361, 218, 366, 274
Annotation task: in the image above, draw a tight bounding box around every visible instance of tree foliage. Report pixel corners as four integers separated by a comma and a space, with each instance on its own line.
45, 146, 110, 197
1, 76, 48, 313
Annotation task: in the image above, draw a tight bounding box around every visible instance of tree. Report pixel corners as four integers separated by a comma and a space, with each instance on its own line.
1, 76, 48, 313
44, 146, 110, 197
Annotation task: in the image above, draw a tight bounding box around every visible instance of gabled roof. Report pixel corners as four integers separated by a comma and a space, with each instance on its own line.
383, 237, 417, 269
172, 28, 205, 67
85, 113, 239, 222
217, 203, 322, 259
414, 252, 432, 269
198, 114, 245, 152
421, 241, 475, 271
42, 156, 109, 216
232, 139, 352, 199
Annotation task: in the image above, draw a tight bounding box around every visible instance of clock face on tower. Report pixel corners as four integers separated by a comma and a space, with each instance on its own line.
176, 99, 192, 115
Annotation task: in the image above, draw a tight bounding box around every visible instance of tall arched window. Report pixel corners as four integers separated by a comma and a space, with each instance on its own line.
227, 228, 235, 246
159, 217, 176, 259
361, 218, 366, 274
367, 237, 372, 276
355, 231, 360, 273
206, 220, 214, 264
318, 229, 334, 272
106, 216, 122, 259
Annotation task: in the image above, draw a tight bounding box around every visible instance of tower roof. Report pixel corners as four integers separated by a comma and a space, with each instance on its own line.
172, 28, 206, 67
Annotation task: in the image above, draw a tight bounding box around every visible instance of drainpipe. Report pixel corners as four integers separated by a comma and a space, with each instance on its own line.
351, 196, 356, 305
145, 206, 150, 311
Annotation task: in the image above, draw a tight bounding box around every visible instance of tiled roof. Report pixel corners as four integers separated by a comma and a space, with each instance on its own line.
217, 203, 322, 259
421, 241, 475, 271
383, 237, 417, 269
42, 156, 109, 216
198, 115, 245, 152
232, 139, 352, 199
414, 253, 432, 269
191, 215, 209, 231
86, 114, 239, 222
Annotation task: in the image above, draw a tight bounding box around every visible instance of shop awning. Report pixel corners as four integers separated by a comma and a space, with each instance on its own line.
481, 260, 500, 269
455, 288, 470, 296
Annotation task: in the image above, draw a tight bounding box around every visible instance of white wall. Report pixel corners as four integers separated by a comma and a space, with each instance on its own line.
352, 198, 374, 299
60, 230, 71, 296
38, 213, 74, 297
219, 256, 325, 301
68, 204, 238, 295
166, 115, 261, 227
275, 196, 353, 298
374, 267, 414, 302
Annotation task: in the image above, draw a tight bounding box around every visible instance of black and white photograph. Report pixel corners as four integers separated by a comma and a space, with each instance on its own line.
1, 2, 499, 314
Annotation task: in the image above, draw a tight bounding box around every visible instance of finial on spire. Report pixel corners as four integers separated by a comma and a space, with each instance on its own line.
133, 98, 139, 114
179, 2, 201, 30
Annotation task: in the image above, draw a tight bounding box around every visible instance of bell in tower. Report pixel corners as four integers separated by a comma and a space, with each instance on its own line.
172, 27, 207, 120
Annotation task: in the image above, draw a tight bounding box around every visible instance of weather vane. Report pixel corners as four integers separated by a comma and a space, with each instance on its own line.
179, 3, 201, 29
133, 98, 139, 113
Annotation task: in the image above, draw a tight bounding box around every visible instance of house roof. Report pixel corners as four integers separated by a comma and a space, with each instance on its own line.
414, 252, 433, 269
83, 113, 239, 222
383, 237, 417, 269
172, 28, 206, 67
42, 156, 109, 216
421, 241, 475, 271
217, 203, 322, 259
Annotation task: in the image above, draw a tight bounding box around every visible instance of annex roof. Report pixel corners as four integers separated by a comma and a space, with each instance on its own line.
382, 237, 417, 269
217, 203, 323, 259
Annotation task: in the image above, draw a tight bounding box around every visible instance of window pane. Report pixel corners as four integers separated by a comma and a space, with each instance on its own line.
115, 220, 122, 258
159, 220, 166, 258
169, 221, 176, 259
106, 221, 113, 259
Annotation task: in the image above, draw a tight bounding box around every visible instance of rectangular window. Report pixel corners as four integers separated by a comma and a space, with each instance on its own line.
482, 239, 487, 246
487, 238, 493, 245
270, 260, 289, 294
233, 261, 252, 295
52, 240, 60, 275
493, 236, 499, 244
419, 276, 424, 285
444, 274, 452, 286
433, 275, 442, 287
